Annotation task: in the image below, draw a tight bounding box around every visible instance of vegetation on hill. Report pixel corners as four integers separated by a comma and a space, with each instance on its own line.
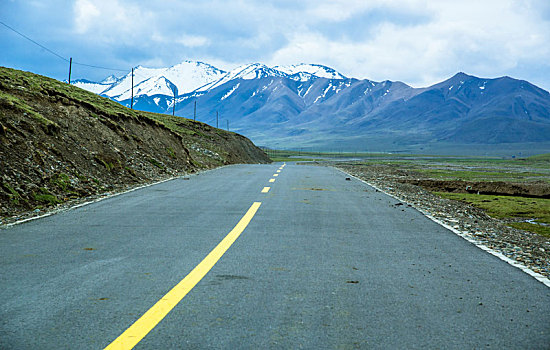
0, 67, 269, 223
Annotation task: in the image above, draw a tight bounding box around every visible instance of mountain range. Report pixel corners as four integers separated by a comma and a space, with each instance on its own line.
72, 60, 550, 155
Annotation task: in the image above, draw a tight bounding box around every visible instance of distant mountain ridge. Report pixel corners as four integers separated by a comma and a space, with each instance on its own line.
72, 61, 550, 154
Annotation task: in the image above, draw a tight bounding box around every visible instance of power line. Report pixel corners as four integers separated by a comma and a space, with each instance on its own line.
1, 20, 128, 73
72, 61, 127, 72
0, 20, 68, 62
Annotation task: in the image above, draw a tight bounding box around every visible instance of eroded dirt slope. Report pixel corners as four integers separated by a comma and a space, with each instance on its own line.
0, 67, 269, 223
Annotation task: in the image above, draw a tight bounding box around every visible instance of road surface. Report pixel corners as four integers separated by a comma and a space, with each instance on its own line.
1, 163, 549, 349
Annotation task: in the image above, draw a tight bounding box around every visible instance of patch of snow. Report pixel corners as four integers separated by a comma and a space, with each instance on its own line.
221, 83, 240, 101
274, 63, 346, 80
198, 63, 284, 92
303, 85, 313, 97
72, 80, 112, 94
322, 84, 332, 98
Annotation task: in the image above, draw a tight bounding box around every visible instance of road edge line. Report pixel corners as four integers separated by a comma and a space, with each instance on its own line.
335, 167, 550, 288
2, 165, 237, 229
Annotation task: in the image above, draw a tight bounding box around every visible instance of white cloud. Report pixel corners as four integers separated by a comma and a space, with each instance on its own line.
74, 0, 100, 34
72, 0, 153, 41
61, 0, 550, 89
176, 35, 210, 48
268, 0, 550, 88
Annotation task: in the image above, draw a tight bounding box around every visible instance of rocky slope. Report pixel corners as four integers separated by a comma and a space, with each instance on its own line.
0, 67, 269, 224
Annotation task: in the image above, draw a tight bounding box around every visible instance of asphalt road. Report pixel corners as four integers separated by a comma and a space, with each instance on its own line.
1, 163, 549, 349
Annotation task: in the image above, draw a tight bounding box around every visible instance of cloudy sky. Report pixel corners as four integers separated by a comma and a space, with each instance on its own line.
2, 0, 550, 90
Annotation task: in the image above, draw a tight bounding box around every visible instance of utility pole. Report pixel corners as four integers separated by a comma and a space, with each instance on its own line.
172, 89, 176, 116
226, 120, 229, 131
68, 57, 72, 84
216, 111, 218, 128
193, 101, 196, 122
131, 68, 134, 109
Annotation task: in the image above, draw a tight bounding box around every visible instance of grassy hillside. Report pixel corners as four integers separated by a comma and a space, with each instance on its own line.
0, 66, 269, 223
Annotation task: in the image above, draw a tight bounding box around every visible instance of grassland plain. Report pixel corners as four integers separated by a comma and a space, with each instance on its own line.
0, 67, 269, 225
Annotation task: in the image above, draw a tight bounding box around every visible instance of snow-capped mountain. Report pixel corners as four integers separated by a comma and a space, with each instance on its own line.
71, 61, 550, 153
274, 63, 347, 81
73, 61, 348, 100
72, 79, 113, 94
103, 61, 226, 100
196, 63, 287, 92
101, 75, 119, 84
198, 63, 348, 91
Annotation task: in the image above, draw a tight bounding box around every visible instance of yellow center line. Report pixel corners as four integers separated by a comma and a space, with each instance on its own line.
261, 187, 270, 193
276, 170, 281, 173
104, 202, 262, 350
269, 179, 275, 183
273, 174, 278, 177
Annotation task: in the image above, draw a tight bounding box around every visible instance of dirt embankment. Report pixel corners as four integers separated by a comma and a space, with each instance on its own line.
0, 67, 269, 223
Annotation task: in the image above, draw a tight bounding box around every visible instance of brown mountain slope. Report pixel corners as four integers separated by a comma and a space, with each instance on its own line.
0, 67, 269, 223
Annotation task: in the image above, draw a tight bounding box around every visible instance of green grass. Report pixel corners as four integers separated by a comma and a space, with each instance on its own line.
166, 147, 176, 159
33, 188, 61, 205
525, 153, 550, 161
94, 156, 120, 172
0, 90, 58, 128
270, 157, 323, 162
49, 173, 71, 191
2, 182, 23, 205
508, 222, 550, 237
414, 168, 547, 182
336, 152, 550, 183
148, 158, 164, 169
435, 192, 550, 237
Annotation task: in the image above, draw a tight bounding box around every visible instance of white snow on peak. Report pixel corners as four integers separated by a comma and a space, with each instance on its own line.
101, 60, 225, 100
115, 76, 175, 101
79, 60, 350, 100
72, 80, 112, 94
101, 75, 119, 84
274, 63, 346, 80
198, 63, 285, 92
